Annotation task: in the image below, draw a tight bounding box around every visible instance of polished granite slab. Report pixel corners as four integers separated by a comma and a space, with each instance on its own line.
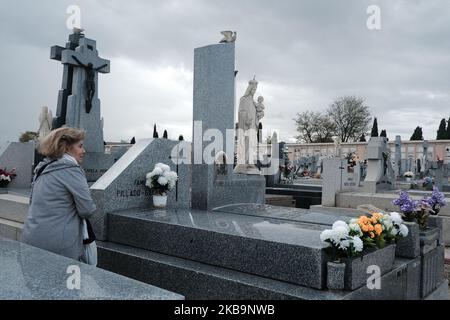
0, 238, 183, 300
213, 203, 356, 226
110, 207, 328, 248
108, 208, 329, 289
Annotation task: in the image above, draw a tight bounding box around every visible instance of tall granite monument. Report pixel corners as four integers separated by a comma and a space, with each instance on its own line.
191, 34, 265, 210
362, 137, 395, 192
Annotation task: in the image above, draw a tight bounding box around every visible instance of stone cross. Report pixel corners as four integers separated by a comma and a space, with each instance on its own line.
50, 30, 84, 129
53, 31, 110, 153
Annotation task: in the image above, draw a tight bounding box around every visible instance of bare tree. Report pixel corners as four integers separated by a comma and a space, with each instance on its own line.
327, 96, 372, 142
294, 111, 335, 143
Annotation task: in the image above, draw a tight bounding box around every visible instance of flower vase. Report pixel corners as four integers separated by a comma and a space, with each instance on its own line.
327, 261, 345, 290
406, 177, 411, 182
153, 194, 167, 208
0, 180, 9, 188
396, 221, 420, 258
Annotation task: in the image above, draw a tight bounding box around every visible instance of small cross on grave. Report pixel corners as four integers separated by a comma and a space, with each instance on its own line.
339, 162, 346, 190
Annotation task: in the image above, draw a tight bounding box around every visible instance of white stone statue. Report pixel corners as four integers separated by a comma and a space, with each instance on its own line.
38, 106, 53, 141
219, 31, 237, 43
333, 137, 341, 158
421, 153, 427, 173
234, 78, 262, 174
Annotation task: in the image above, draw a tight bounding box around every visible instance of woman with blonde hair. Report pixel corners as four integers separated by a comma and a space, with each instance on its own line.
21, 127, 97, 263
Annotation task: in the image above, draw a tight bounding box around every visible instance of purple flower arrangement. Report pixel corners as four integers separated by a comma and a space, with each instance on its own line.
392, 191, 418, 221
426, 187, 447, 214
393, 187, 447, 229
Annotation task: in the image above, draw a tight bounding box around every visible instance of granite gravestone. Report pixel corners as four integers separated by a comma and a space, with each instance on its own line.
433, 161, 449, 191
421, 140, 430, 174
90, 138, 192, 240
0, 142, 35, 189
321, 158, 361, 207
407, 154, 414, 175
321, 158, 344, 207
394, 135, 402, 179
265, 132, 280, 187
362, 137, 395, 193
51, 29, 115, 181
191, 41, 265, 210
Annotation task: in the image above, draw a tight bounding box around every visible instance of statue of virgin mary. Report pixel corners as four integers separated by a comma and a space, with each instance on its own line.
234, 78, 262, 174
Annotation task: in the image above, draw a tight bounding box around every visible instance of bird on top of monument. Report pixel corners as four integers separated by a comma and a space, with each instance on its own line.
72, 27, 85, 35
219, 31, 237, 43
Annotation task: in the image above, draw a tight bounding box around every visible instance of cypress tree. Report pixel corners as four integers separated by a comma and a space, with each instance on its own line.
153, 124, 159, 138
370, 118, 378, 137
380, 129, 387, 138
446, 117, 450, 139
163, 130, 168, 139
130, 137, 136, 144
436, 118, 446, 140
410, 126, 424, 141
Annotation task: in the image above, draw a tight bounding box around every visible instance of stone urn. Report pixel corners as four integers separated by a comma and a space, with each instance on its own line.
396, 221, 420, 258
327, 261, 345, 290
153, 194, 167, 208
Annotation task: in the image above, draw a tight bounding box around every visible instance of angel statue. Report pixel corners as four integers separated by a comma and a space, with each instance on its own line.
38, 106, 53, 141
219, 31, 237, 43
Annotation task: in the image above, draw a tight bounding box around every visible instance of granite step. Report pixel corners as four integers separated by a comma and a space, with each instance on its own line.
0, 193, 29, 223
97, 240, 345, 300
97, 240, 425, 300
107, 208, 329, 289
273, 183, 322, 191
0, 217, 22, 241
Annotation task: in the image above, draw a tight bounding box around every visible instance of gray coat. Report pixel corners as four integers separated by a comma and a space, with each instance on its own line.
21, 158, 96, 261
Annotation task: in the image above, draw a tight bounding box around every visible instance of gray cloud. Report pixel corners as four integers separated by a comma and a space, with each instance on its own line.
1, 0, 450, 147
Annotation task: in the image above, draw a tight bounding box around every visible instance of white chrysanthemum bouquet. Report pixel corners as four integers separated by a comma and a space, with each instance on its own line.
145, 163, 178, 196
320, 221, 364, 260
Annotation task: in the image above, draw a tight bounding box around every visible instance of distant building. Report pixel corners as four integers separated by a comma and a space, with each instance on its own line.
287, 140, 450, 164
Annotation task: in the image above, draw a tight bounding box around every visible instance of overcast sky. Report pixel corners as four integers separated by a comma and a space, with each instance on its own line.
1, 0, 450, 147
